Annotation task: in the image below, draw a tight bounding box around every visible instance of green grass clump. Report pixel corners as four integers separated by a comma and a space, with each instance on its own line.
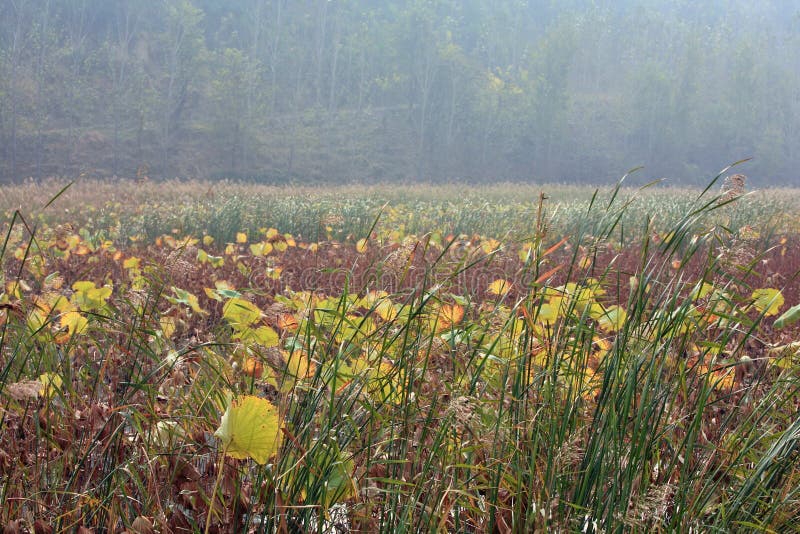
3, 178, 799, 247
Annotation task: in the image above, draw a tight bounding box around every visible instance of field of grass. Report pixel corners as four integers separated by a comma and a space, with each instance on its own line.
1, 176, 799, 532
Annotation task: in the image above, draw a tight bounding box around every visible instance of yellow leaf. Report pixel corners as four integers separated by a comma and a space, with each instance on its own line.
241, 325, 280, 347
61, 310, 89, 337
375, 299, 397, 321
123, 257, 141, 269
72, 280, 96, 293
160, 316, 177, 338
39, 373, 63, 397
203, 235, 214, 246
250, 242, 273, 256
27, 309, 48, 334
88, 286, 112, 302
215, 395, 283, 464
488, 278, 512, 297
751, 288, 784, 317
691, 281, 714, 300
169, 287, 206, 314
276, 350, 316, 393
277, 313, 299, 331
52, 295, 71, 312
223, 298, 263, 328
435, 304, 464, 332
236, 232, 248, 243
597, 305, 626, 332
481, 238, 501, 255
286, 350, 315, 379
536, 303, 559, 324
243, 357, 264, 378
356, 238, 368, 254
6, 281, 25, 298
711, 367, 735, 391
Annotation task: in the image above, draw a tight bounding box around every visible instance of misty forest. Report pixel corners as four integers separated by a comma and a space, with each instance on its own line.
2, 2, 800, 533
1, 0, 799, 185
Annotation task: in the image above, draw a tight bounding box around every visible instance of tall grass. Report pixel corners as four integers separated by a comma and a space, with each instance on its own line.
2, 178, 799, 245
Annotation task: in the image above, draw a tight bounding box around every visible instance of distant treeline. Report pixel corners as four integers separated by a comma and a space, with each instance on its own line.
1, 0, 798, 185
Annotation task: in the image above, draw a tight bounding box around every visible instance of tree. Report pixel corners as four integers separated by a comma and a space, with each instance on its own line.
154, 0, 206, 175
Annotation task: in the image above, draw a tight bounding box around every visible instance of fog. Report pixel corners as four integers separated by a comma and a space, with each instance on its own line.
1, 0, 798, 186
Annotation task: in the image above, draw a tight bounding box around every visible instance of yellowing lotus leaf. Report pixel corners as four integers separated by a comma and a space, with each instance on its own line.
39, 372, 63, 397
278, 350, 317, 393
751, 288, 784, 317
434, 304, 464, 333
168, 287, 207, 315
52, 295, 72, 313
160, 316, 177, 338
87, 286, 112, 302
27, 309, 48, 334
315, 446, 357, 506
7, 280, 28, 298
375, 299, 397, 321
250, 242, 273, 256
488, 279, 512, 297
239, 325, 280, 347
691, 281, 714, 301
61, 310, 89, 337
286, 350, 315, 379
72, 280, 97, 293
536, 303, 559, 324
204, 287, 222, 301
215, 395, 283, 464
123, 257, 141, 269
598, 305, 626, 332
276, 312, 299, 331
223, 298, 262, 329
481, 238, 501, 255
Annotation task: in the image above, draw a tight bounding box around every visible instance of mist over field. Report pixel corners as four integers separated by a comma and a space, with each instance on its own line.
1, 0, 799, 185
